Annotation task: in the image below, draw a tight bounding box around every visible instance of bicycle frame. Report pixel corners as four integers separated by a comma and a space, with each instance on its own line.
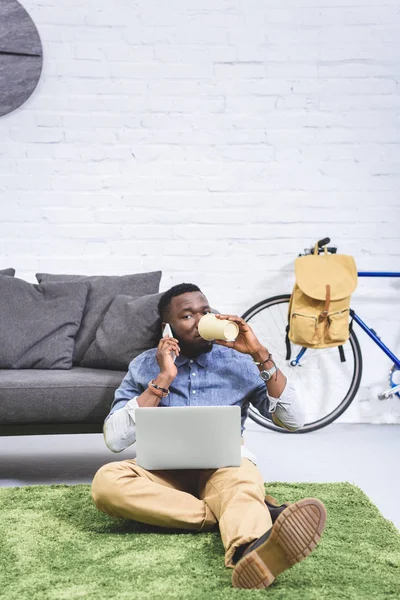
292, 271, 400, 370
355, 272, 400, 369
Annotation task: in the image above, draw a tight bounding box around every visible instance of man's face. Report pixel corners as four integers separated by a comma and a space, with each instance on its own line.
162, 291, 213, 354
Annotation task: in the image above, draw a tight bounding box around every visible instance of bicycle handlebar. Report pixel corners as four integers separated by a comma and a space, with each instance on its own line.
316, 237, 330, 248
300, 237, 337, 256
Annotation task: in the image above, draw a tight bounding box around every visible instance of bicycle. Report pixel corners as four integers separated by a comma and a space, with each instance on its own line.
242, 237, 400, 434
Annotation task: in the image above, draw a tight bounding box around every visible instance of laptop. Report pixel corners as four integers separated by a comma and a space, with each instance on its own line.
135, 406, 242, 470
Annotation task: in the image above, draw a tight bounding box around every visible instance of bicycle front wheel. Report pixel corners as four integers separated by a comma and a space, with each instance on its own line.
242, 295, 363, 433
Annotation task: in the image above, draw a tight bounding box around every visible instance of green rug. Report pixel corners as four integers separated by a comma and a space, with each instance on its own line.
0, 482, 399, 600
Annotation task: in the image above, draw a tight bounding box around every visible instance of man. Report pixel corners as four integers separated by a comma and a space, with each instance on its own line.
91, 283, 327, 590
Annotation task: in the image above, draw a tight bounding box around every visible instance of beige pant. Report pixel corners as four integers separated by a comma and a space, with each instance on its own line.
91, 456, 272, 568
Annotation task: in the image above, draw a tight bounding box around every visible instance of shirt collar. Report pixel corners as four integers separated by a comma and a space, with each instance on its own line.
175, 346, 213, 369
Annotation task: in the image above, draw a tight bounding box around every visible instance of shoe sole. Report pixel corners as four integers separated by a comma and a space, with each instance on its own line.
232, 497, 327, 589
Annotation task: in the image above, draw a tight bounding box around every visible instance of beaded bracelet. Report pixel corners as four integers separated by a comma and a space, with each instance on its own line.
148, 380, 169, 398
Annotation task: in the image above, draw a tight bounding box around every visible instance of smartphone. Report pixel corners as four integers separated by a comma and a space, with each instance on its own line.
162, 322, 177, 363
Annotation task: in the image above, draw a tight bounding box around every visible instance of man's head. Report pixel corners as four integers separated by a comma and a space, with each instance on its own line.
158, 283, 213, 357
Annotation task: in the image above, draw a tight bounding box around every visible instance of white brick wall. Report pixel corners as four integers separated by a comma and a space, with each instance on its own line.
0, 0, 399, 423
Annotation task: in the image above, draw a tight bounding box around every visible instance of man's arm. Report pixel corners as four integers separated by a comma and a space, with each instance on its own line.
247, 369, 305, 432
246, 374, 305, 431
249, 346, 305, 431
104, 372, 176, 452
104, 339, 178, 452
103, 397, 139, 453
213, 314, 306, 432
250, 346, 287, 399
104, 371, 176, 452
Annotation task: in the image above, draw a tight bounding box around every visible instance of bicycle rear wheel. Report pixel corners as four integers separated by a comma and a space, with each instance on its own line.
242, 294, 363, 433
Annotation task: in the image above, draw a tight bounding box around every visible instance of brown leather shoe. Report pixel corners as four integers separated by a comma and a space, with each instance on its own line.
264, 494, 291, 523
232, 498, 327, 589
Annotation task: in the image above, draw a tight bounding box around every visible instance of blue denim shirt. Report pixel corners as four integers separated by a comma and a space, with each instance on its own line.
106, 343, 300, 436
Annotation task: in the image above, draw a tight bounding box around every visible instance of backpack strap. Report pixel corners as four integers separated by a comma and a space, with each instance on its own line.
349, 309, 355, 334
337, 309, 355, 363
320, 284, 331, 318
285, 324, 291, 360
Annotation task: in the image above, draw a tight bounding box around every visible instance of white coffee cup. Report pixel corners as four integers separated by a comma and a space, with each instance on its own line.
198, 314, 239, 342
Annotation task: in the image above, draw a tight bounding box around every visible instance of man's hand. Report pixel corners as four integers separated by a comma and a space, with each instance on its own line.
156, 337, 180, 380
213, 314, 265, 357
215, 314, 288, 401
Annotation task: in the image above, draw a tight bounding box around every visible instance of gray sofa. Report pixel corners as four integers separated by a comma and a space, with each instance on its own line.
0, 268, 163, 436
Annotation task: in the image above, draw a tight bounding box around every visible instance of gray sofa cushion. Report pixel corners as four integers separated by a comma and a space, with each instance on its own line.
0, 277, 89, 369
0, 367, 125, 424
35, 271, 162, 364
0, 268, 15, 276
81, 292, 163, 371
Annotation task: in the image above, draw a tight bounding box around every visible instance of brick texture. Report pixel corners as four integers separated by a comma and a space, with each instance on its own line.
0, 0, 399, 422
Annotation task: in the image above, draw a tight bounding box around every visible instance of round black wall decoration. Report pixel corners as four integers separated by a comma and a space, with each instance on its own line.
0, 0, 43, 116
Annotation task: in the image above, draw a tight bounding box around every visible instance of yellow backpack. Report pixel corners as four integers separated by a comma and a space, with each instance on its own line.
287, 244, 358, 349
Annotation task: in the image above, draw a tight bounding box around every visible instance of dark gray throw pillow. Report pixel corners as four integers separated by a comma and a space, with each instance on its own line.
81, 293, 164, 371
35, 271, 162, 364
0, 268, 15, 276
0, 277, 89, 369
